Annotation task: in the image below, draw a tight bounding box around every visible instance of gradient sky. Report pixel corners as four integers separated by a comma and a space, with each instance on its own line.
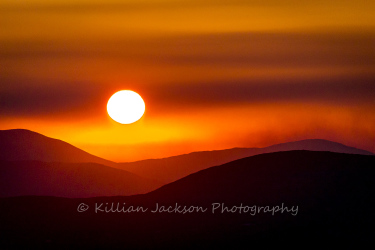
1, 0, 374, 161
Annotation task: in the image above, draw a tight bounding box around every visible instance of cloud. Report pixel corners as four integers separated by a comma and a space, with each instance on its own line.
2, 32, 374, 67
0, 80, 108, 117
1, 32, 374, 117
1, 75, 374, 118
147, 76, 375, 108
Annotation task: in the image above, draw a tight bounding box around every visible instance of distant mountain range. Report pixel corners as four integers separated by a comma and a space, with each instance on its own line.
117, 138, 373, 183
1, 151, 374, 247
0, 128, 373, 197
0, 129, 163, 197
145, 150, 375, 204
0, 129, 116, 167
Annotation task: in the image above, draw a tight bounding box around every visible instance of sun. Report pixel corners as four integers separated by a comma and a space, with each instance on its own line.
107, 90, 146, 124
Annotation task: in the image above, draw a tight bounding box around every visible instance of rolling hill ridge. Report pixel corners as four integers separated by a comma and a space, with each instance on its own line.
1, 129, 373, 198
1, 150, 374, 247
117, 139, 374, 183
0, 129, 116, 167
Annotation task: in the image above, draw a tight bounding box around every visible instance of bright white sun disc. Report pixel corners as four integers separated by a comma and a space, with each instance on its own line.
107, 90, 145, 124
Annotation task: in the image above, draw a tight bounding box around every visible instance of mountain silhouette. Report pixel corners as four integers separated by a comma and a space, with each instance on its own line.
145, 150, 375, 203
0, 151, 374, 247
117, 139, 373, 183
1, 129, 373, 186
0, 129, 116, 167
0, 160, 162, 198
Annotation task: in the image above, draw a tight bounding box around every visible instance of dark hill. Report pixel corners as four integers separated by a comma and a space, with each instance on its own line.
146, 150, 375, 204
1, 129, 372, 186
118, 139, 373, 183
0, 160, 162, 198
1, 151, 374, 248
0, 129, 115, 167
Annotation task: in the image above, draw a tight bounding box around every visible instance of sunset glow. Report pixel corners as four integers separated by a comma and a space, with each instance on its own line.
1, 0, 374, 161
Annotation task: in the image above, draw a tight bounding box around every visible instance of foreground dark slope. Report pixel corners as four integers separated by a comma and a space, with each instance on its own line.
1, 151, 374, 248
118, 139, 374, 183
0, 161, 162, 197
0, 129, 116, 167
146, 150, 375, 204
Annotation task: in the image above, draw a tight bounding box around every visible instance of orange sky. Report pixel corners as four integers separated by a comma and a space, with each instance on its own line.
1, 0, 374, 161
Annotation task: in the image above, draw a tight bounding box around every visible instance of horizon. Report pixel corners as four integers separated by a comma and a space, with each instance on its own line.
1, 128, 373, 162
1, 0, 374, 161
